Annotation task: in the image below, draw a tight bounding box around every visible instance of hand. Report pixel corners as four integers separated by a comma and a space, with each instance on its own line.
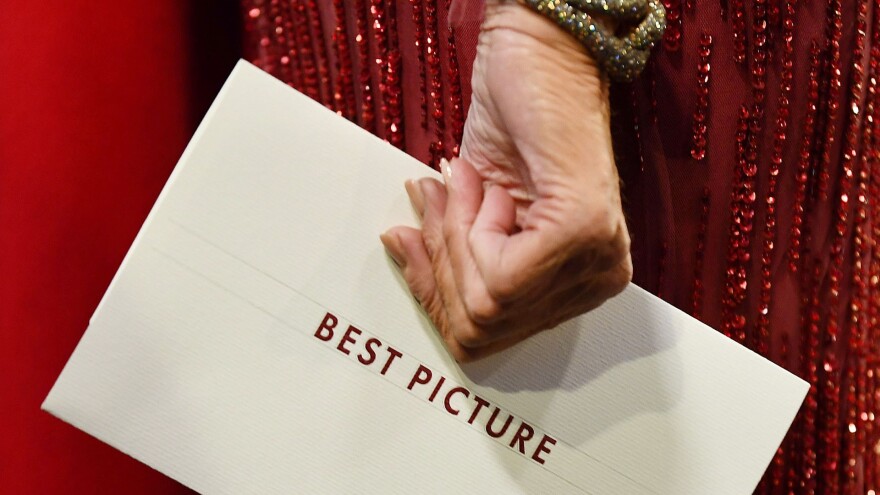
381, 0, 632, 362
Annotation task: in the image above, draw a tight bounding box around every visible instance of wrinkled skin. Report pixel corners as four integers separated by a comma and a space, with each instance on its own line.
381, 0, 632, 362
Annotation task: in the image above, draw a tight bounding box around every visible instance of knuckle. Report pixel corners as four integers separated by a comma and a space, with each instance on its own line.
620, 254, 634, 281
585, 220, 617, 248
421, 228, 444, 260
573, 213, 630, 272
605, 256, 633, 296
464, 291, 503, 324
451, 346, 478, 364
441, 216, 457, 246
420, 292, 442, 318
453, 323, 491, 349
612, 226, 632, 257
573, 203, 614, 238
411, 282, 441, 317
421, 203, 443, 233
484, 272, 521, 302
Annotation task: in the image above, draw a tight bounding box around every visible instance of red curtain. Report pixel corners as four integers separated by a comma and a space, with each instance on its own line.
0, 1, 236, 492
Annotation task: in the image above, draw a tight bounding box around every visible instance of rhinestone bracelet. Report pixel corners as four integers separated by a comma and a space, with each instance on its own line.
519, 0, 667, 83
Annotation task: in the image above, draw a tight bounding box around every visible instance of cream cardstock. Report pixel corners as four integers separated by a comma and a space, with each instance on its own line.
43, 61, 808, 494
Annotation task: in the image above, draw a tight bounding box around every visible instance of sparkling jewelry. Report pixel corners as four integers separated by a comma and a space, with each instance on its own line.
520, 0, 666, 82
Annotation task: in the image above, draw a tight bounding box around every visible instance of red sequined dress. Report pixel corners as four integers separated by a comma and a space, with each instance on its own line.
240, 0, 880, 492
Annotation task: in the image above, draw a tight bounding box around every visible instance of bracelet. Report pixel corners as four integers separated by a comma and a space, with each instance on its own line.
520, 0, 667, 83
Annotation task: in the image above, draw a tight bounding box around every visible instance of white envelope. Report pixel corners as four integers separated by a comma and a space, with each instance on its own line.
43, 61, 808, 494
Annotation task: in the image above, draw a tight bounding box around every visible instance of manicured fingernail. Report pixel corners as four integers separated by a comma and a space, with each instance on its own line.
380, 231, 405, 267
440, 158, 452, 186
405, 179, 425, 217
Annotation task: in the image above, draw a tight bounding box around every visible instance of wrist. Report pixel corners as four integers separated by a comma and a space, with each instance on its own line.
494, 0, 666, 82
482, 0, 607, 83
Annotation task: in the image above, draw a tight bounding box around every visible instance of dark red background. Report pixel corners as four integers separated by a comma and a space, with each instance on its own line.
1, 2, 240, 492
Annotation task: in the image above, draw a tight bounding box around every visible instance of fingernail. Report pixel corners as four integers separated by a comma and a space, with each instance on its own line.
440, 158, 453, 186
405, 179, 425, 217
380, 231, 406, 268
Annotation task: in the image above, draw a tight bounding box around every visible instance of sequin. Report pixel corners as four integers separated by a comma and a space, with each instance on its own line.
819, 1, 871, 492
331, 0, 357, 120
730, 0, 746, 63
721, 104, 756, 344
446, 0, 464, 157
815, 0, 845, 202
411, 0, 429, 129
692, 187, 710, 319
754, 0, 793, 360
690, 33, 712, 162
304, 0, 333, 109
424, 0, 445, 167
291, 0, 323, 102
789, 43, 822, 274
353, 0, 376, 131
660, 0, 681, 51
268, 0, 296, 87
371, 0, 404, 148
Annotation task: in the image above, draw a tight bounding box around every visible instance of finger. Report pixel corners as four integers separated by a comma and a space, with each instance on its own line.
422, 176, 531, 352
418, 177, 448, 260
471, 194, 630, 303
389, 179, 628, 361
441, 163, 585, 327
380, 226, 511, 364
379, 230, 628, 363
381, 225, 475, 361
469, 194, 558, 302
418, 178, 492, 351
440, 159, 619, 336
442, 157, 507, 325
380, 227, 441, 309
405, 179, 426, 219
442, 161, 590, 322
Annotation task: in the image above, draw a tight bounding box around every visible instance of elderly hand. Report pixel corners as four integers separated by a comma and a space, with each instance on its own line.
380, 0, 632, 362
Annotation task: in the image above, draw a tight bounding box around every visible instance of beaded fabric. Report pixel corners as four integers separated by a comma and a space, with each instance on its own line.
242, 0, 880, 492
